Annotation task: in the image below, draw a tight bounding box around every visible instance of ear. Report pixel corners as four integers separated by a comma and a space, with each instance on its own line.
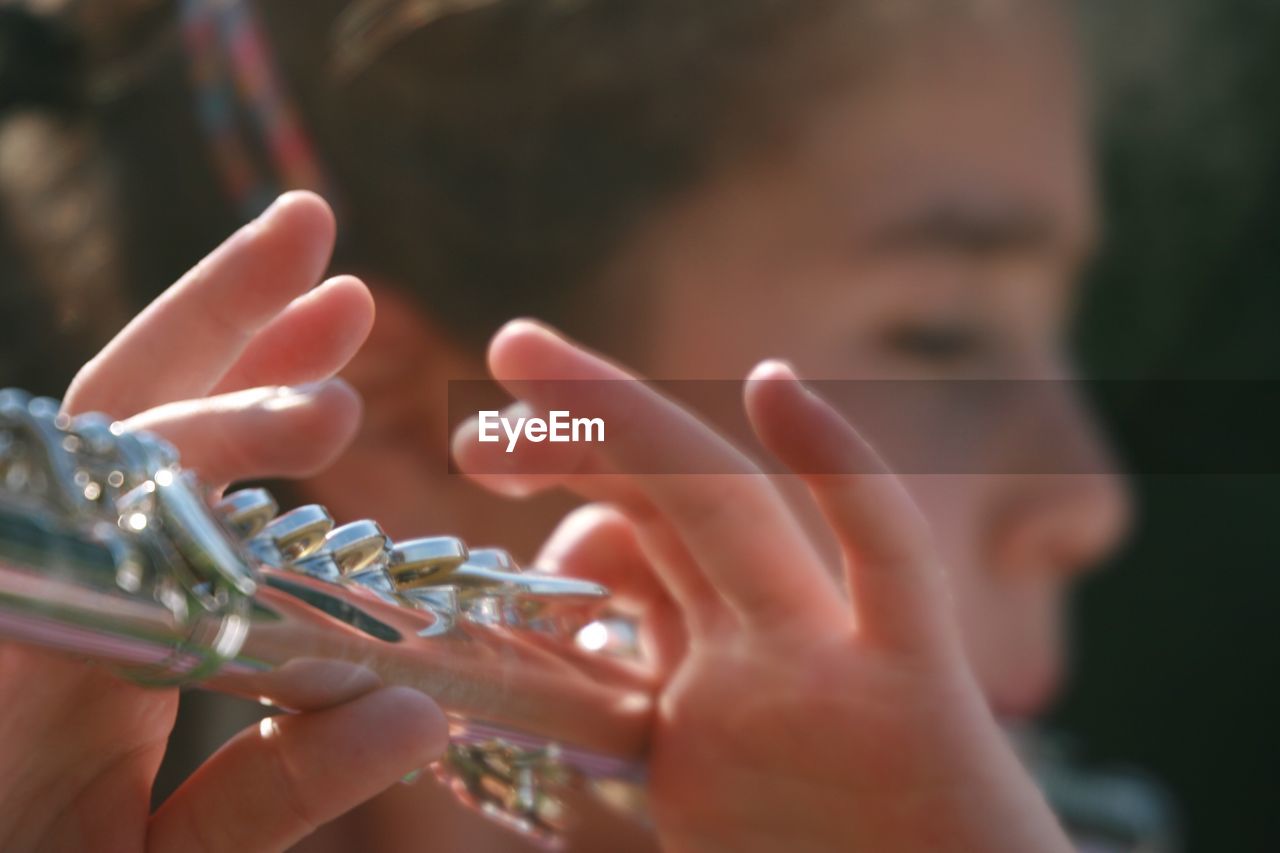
340, 281, 488, 450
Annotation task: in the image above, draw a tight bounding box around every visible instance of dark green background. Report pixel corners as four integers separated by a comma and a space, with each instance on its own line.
1061, 2, 1280, 850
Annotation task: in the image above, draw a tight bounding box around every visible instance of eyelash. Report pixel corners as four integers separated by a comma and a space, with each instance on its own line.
882, 324, 988, 364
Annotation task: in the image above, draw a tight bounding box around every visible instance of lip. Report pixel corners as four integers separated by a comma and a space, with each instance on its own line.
992, 689, 1052, 720
989, 661, 1063, 720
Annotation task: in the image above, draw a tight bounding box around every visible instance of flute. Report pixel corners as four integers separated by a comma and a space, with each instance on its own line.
0, 388, 650, 845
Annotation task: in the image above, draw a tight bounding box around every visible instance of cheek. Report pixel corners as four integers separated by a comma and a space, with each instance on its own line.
956, 579, 1068, 717
644, 282, 851, 379
901, 477, 1068, 704
636, 226, 889, 379
898, 476, 991, 609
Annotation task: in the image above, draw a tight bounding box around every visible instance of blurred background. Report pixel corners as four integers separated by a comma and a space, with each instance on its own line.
1061, 2, 1280, 851
0, 1, 1277, 851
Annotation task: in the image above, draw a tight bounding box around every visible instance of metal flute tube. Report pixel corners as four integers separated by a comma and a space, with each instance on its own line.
1, 387, 651, 839
0, 501, 199, 672
0, 500, 649, 780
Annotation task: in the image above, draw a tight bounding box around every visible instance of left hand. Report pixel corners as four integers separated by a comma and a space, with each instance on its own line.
0, 192, 448, 853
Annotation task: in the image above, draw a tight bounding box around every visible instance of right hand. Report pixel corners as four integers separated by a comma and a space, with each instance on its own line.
455, 321, 1075, 853
0, 193, 448, 853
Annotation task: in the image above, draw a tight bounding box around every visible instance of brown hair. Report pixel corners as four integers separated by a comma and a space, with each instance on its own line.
260, 0, 899, 341
0, 0, 1061, 382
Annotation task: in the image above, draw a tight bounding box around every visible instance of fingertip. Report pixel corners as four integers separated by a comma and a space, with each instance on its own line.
253, 191, 338, 273
312, 374, 363, 416
291, 378, 363, 472
562, 501, 633, 535
743, 365, 865, 480
449, 413, 483, 466
449, 415, 539, 497
747, 359, 799, 384
262, 190, 337, 242
488, 320, 643, 402
487, 317, 580, 382
234, 379, 363, 477
449, 407, 537, 481
537, 502, 634, 567
311, 275, 377, 344
360, 686, 450, 766
745, 361, 806, 430
744, 359, 804, 423
490, 317, 549, 356
493, 317, 561, 347
315, 274, 374, 311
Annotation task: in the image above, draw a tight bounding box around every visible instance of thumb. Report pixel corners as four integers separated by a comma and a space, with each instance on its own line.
147, 687, 448, 853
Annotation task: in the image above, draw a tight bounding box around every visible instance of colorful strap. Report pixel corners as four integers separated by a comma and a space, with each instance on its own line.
180, 0, 331, 218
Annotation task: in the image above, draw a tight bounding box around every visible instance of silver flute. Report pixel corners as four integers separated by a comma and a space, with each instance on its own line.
0, 389, 649, 845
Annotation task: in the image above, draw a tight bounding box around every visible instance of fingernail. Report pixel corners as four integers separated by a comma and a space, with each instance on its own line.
502, 399, 536, 421
492, 478, 539, 499
768, 359, 798, 379
750, 359, 799, 383
291, 379, 336, 396
238, 195, 286, 240
754, 360, 829, 410
498, 317, 561, 344
252, 195, 287, 228
259, 380, 337, 412
260, 190, 307, 218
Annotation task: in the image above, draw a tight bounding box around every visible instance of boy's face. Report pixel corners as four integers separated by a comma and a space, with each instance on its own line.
620, 13, 1131, 718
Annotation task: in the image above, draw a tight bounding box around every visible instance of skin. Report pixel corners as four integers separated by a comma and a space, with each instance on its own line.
0, 194, 450, 852
452, 319, 1085, 853
312, 6, 1126, 724
0, 7, 1129, 853
619, 12, 1130, 720
0, 199, 1078, 853
310, 9, 1129, 850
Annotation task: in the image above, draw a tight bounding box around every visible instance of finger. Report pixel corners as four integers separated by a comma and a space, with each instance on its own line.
484, 320, 846, 634
453, 412, 729, 634
211, 276, 375, 395
744, 361, 951, 656
123, 380, 362, 488
147, 686, 448, 853
452, 401, 618, 497
537, 505, 670, 610
66, 192, 337, 418
536, 504, 687, 675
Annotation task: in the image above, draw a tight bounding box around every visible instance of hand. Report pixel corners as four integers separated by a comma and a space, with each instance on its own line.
0, 193, 447, 853
453, 320, 1073, 853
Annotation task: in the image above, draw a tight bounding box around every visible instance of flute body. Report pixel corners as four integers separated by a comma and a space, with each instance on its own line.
0, 389, 649, 842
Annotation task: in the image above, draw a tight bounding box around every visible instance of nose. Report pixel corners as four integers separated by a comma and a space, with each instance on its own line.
989, 471, 1131, 580
986, 383, 1134, 580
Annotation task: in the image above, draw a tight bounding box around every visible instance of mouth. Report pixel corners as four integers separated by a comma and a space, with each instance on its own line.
989, 657, 1064, 720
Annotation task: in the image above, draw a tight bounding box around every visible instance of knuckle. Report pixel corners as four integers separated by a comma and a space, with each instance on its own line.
207, 414, 272, 482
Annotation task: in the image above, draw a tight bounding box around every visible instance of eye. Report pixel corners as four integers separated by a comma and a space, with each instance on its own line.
881, 323, 988, 364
